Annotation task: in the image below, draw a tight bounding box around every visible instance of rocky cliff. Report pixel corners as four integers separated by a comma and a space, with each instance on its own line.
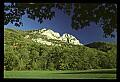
24, 28, 83, 46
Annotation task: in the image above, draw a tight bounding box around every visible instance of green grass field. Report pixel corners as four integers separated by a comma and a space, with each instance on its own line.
4, 69, 116, 79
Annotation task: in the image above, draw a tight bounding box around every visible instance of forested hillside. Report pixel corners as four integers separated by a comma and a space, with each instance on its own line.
4, 28, 117, 71
85, 42, 117, 52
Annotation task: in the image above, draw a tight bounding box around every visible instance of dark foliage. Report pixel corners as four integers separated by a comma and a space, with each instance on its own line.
4, 3, 117, 38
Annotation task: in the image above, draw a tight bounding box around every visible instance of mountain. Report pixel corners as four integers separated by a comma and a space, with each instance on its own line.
24, 28, 83, 46
4, 28, 117, 71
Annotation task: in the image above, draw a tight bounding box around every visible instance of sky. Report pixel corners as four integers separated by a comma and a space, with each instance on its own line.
4, 4, 117, 45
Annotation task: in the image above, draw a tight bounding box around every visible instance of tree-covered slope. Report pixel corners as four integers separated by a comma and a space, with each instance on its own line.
4, 28, 117, 71
85, 41, 117, 52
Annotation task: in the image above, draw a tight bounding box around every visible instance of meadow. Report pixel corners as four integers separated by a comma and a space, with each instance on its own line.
4, 69, 116, 79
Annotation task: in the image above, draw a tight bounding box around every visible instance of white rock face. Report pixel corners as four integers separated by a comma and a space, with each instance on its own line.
32, 38, 62, 46
32, 38, 53, 45
25, 28, 83, 46
41, 30, 60, 39
24, 35, 30, 38
61, 33, 82, 45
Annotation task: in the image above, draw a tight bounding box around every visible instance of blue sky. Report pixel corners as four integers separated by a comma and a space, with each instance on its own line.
4, 4, 117, 44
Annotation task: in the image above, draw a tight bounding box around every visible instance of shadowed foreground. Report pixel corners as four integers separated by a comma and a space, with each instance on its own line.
4, 69, 116, 79
56, 69, 116, 74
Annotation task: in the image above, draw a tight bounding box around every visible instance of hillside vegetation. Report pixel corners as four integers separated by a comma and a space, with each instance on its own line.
4, 28, 117, 71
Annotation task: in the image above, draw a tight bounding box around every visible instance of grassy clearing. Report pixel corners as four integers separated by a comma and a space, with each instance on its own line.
4, 69, 116, 79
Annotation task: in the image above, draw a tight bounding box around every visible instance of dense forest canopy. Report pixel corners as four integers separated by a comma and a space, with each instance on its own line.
4, 28, 117, 70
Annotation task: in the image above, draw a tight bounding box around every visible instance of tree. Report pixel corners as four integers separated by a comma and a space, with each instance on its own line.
4, 3, 117, 38
30, 49, 39, 70
17, 48, 30, 70
4, 44, 19, 70
106, 47, 117, 68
